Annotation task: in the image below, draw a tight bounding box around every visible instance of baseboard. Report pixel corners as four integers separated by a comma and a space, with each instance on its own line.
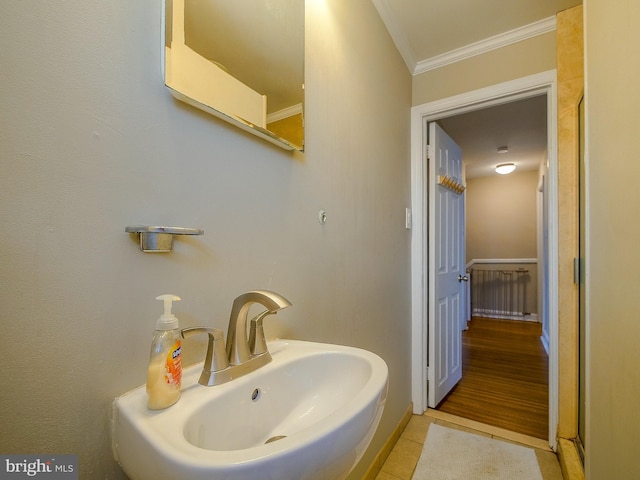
472, 312, 539, 322
361, 403, 414, 480
557, 438, 585, 480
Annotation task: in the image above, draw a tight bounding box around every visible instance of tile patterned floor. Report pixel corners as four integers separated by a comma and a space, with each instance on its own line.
375, 410, 563, 480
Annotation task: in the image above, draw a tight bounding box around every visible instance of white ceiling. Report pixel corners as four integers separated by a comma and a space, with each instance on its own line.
372, 0, 581, 178
438, 95, 548, 178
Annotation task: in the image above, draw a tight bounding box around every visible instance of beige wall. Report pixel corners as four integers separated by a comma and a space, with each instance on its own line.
412, 32, 557, 106
0, 1, 412, 478
466, 170, 539, 261
585, 0, 640, 477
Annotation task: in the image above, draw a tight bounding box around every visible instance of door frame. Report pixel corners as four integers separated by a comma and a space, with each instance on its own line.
410, 70, 559, 449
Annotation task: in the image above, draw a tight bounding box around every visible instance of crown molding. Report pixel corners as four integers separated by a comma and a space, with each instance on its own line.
414, 16, 557, 75
267, 103, 303, 123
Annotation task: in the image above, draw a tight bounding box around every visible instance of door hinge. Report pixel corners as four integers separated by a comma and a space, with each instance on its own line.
574, 257, 583, 284
425, 367, 430, 398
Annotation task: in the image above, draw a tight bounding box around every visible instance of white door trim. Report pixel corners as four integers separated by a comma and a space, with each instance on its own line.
410, 70, 559, 450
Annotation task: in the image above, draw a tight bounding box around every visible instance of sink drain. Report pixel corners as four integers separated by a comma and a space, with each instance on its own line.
251, 388, 261, 401
265, 435, 287, 444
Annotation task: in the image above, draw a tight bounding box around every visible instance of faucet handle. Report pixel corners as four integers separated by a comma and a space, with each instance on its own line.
248, 311, 274, 356
181, 327, 229, 382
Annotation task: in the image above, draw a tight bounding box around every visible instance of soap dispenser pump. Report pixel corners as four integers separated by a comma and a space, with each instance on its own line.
146, 294, 183, 410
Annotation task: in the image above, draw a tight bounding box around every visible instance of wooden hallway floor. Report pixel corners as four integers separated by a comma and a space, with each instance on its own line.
436, 317, 549, 439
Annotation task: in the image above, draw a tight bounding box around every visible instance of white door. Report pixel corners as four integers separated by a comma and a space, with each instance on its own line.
428, 122, 465, 408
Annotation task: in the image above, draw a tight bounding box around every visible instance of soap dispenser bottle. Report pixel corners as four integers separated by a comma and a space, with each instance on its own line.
146, 294, 183, 410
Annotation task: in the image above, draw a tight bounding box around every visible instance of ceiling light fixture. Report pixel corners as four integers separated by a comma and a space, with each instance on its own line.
495, 163, 516, 175
497, 146, 509, 154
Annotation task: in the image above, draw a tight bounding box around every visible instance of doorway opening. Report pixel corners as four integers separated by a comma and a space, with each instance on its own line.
434, 95, 549, 439
410, 71, 559, 449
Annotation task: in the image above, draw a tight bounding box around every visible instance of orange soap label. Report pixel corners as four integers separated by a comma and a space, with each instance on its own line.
165, 340, 182, 386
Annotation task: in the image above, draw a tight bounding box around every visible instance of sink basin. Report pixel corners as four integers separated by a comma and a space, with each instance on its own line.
112, 340, 388, 480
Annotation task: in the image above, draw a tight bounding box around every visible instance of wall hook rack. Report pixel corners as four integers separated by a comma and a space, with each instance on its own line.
437, 175, 466, 195
125, 225, 204, 253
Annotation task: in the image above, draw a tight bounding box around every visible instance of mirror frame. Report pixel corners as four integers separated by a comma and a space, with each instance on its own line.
161, 0, 304, 151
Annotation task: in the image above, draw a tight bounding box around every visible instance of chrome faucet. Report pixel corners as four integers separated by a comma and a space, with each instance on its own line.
181, 290, 291, 387
226, 290, 292, 365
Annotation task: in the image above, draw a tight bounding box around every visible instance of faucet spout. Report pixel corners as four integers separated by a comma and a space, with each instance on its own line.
226, 290, 292, 365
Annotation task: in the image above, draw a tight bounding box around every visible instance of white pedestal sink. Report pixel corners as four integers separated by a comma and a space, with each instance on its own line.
112, 340, 388, 480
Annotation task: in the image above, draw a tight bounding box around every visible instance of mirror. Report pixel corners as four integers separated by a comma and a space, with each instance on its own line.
163, 0, 304, 151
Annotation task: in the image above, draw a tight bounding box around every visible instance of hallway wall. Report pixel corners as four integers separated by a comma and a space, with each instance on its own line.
465, 171, 540, 318
466, 170, 539, 261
